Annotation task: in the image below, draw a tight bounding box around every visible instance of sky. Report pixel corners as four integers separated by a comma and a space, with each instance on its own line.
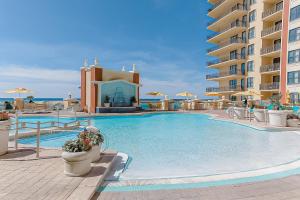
0, 0, 213, 99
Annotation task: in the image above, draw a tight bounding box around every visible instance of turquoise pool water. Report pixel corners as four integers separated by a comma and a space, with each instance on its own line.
18, 113, 300, 180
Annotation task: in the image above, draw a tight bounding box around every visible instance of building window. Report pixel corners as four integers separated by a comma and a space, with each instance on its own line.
248, 0, 256, 6
241, 47, 246, 59
290, 93, 300, 104
249, 10, 256, 23
230, 65, 237, 74
248, 27, 255, 39
290, 5, 300, 21
288, 49, 300, 64
247, 61, 254, 72
229, 80, 237, 89
289, 27, 300, 42
248, 44, 254, 55
230, 50, 237, 60
288, 71, 300, 85
247, 77, 254, 88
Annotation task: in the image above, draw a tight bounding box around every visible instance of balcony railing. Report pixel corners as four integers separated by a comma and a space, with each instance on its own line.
207, 38, 246, 53
206, 85, 243, 93
206, 69, 243, 79
207, 20, 247, 40
262, 2, 283, 19
260, 82, 280, 90
260, 63, 280, 73
208, 0, 226, 13
207, 54, 245, 66
207, 4, 248, 27
261, 24, 282, 37
260, 44, 281, 55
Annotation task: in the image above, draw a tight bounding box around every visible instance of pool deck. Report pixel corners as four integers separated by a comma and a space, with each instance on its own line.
3, 110, 300, 200
0, 147, 116, 200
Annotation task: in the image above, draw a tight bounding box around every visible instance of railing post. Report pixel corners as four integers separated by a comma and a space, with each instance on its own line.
36, 121, 40, 158
15, 112, 19, 150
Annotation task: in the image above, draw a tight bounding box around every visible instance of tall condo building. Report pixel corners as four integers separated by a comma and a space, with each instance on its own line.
206, 0, 300, 103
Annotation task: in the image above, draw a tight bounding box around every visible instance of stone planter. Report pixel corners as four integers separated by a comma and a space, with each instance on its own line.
89, 144, 102, 163
104, 103, 110, 108
61, 151, 91, 176
287, 119, 300, 127
234, 107, 246, 119
0, 119, 10, 156
253, 109, 267, 122
268, 110, 292, 127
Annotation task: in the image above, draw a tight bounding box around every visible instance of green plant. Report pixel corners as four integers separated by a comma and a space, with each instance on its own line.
79, 129, 104, 146
104, 96, 110, 103
269, 93, 283, 110
63, 139, 87, 152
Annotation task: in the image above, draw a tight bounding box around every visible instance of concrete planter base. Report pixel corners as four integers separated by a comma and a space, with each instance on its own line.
104, 103, 110, 108
0, 120, 10, 156
268, 110, 292, 127
287, 119, 300, 127
62, 151, 91, 176
89, 144, 102, 163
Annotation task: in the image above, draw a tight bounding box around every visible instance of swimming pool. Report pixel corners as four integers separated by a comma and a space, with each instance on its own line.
18, 113, 300, 181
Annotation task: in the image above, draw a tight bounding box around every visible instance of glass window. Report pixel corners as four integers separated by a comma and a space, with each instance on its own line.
249, 0, 256, 6
249, 10, 256, 23
230, 65, 237, 74
229, 80, 237, 89
247, 61, 254, 72
288, 71, 300, 85
241, 47, 246, 59
290, 93, 300, 104
289, 27, 300, 42
247, 77, 254, 88
288, 49, 300, 64
248, 27, 255, 39
248, 44, 254, 55
290, 5, 300, 21
241, 63, 245, 75
230, 50, 237, 60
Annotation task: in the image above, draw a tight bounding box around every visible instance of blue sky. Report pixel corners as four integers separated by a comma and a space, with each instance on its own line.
0, 0, 213, 98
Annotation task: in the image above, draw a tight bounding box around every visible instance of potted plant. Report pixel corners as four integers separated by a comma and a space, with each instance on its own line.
268, 93, 292, 127
61, 138, 92, 176
104, 95, 110, 108
130, 96, 138, 107
0, 113, 10, 155
83, 126, 104, 163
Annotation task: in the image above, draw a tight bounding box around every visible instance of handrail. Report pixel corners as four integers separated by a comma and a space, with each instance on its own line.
208, 4, 248, 27
207, 54, 244, 66
260, 82, 280, 90
261, 24, 282, 37
206, 69, 243, 79
260, 44, 281, 55
207, 38, 246, 53
262, 2, 283, 19
207, 20, 247, 40
206, 85, 243, 92
260, 63, 280, 73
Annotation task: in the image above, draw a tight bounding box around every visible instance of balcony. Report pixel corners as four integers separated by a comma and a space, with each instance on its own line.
207, 4, 248, 32
262, 2, 283, 22
207, 38, 247, 56
260, 44, 281, 57
207, 20, 247, 43
208, 0, 236, 19
206, 69, 244, 80
261, 24, 282, 39
207, 54, 246, 68
206, 85, 243, 93
260, 63, 280, 74
260, 82, 280, 91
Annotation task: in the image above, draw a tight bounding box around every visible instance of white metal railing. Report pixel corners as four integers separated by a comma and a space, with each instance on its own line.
1, 112, 91, 158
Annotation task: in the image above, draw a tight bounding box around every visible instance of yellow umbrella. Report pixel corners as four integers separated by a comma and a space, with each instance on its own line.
233, 89, 263, 97
5, 88, 33, 97
176, 91, 194, 97
205, 92, 221, 97
146, 91, 165, 96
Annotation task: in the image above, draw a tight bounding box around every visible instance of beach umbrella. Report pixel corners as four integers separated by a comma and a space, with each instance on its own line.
233, 89, 263, 97
205, 92, 221, 97
176, 91, 194, 98
146, 91, 165, 96
5, 88, 33, 97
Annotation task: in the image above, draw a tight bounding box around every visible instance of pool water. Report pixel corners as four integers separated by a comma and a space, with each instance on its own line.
18, 113, 300, 180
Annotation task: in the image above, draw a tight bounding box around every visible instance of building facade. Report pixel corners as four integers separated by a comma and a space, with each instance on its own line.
206, 0, 300, 103
81, 59, 140, 113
